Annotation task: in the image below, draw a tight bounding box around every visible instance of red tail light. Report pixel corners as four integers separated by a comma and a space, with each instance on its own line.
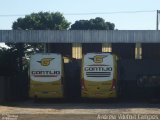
110, 79, 116, 91
81, 79, 86, 90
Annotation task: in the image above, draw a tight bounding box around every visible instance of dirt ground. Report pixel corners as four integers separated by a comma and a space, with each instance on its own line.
0, 100, 160, 120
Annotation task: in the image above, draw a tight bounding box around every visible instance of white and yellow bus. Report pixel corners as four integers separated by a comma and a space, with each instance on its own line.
81, 53, 118, 98
29, 53, 64, 99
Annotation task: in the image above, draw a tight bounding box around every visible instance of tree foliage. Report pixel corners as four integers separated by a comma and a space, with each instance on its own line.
70, 17, 115, 30
6, 11, 70, 56
0, 47, 18, 76
12, 12, 70, 30
10, 12, 70, 55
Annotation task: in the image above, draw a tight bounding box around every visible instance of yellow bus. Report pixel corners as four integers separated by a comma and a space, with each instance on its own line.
29, 53, 64, 99
81, 53, 118, 98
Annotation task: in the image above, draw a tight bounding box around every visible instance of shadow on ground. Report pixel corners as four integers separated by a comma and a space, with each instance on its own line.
1, 98, 160, 110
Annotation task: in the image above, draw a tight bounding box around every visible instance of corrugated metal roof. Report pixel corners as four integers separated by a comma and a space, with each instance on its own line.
0, 30, 160, 43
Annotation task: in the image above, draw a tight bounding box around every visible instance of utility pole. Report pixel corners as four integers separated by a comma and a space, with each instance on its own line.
156, 10, 160, 30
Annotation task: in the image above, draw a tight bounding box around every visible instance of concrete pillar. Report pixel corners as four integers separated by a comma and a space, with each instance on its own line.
135, 43, 142, 59
102, 43, 112, 52
72, 43, 82, 59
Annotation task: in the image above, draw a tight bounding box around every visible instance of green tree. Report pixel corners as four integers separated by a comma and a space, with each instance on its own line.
10, 11, 70, 55
70, 17, 115, 30
12, 12, 70, 30
8, 11, 70, 54
0, 47, 18, 76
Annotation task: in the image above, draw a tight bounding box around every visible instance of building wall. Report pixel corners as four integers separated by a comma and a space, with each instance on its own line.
82, 43, 102, 55
112, 43, 135, 59
142, 43, 160, 59
47, 43, 160, 60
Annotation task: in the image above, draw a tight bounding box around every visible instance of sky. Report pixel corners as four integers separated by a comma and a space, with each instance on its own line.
0, 0, 160, 30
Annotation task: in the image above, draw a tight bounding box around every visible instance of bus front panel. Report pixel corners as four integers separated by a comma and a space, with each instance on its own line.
81, 53, 117, 98
29, 53, 63, 98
